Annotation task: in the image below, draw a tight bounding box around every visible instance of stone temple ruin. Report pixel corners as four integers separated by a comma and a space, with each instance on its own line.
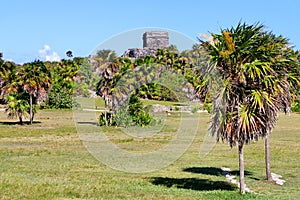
122, 31, 169, 59
143, 31, 169, 49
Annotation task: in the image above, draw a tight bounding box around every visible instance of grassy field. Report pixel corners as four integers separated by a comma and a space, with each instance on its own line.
0, 106, 300, 199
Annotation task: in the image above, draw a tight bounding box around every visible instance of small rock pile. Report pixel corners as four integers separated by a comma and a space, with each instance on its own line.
271, 172, 286, 185
221, 167, 251, 193
221, 167, 286, 193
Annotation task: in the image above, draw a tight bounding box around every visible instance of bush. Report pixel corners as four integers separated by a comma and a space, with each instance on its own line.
46, 85, 77, 109
203, 102, 212, 113
291, 99, 300, 112
113, 109, 132, 127
98, 112, 114, 126
98, 94, 153, 127
191, 105, 200, 113
128, 94, 152, 126
74, 83, 90, 97
132, 111, 152, 127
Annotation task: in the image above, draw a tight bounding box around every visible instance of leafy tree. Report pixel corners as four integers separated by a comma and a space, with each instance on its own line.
46, 59, 79, 109
95, 49, 117, 63
90, 49, 118, 77
200, 22, 300, 193
0, 61, 19, 102
164, 44, 179, 54
73, 57, 99, 96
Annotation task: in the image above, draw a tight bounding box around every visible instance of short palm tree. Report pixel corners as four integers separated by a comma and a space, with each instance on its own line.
20, 60, 52, 124
5, 92, 30, 125
200, 22, 300, 193
1, 61, 30, 124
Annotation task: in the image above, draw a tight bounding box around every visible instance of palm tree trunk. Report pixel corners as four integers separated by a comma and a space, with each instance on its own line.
238, 143, 245, 194
265, 134, 273, 181
104, 100, 108, 126
29, 93, 33, 124
31, 112, 34, 124
19, 116, 23, 125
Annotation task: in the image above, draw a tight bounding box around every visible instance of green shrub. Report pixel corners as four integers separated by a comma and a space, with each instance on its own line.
291, 99, 300, 112
113, 109, 132, 127
46, 85, 77, 109
128, 94, 152, 127
131, 111, 152, 127
98, 94, 153, 127
74, 83, 90, 97
191, 105, 200, 113
98, 112, 114, 126
203, 102, 212, 113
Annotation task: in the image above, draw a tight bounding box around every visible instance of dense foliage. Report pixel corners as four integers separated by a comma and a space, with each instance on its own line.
95, 48, 207, 127
45, 60, 79, 109
1, 60, 50, 124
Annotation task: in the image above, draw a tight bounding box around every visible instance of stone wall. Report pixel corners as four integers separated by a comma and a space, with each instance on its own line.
143, 31, 169, 49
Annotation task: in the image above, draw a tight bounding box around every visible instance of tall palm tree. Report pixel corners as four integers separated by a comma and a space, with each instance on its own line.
20, 60, 52, 124
200, 22, 300, 193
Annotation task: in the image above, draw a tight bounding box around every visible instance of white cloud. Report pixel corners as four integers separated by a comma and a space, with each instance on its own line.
45, 52, 61, 62
6, 58, 14, 62
38, 44, 61, 62
38, 45, 50, 57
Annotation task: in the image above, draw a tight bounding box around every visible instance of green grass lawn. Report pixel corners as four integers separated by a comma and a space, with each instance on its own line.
0, 108, 299, 199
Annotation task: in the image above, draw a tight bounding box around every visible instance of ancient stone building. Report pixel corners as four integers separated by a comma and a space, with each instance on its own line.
122, 31, 169, 59
143, 31, 169, 49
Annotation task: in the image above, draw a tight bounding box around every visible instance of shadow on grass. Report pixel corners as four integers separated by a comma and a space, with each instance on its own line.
0, 121, 41, 125
77, 122, 98, 126
184, 167, 223, 176
150, 177, 237, 191
183, 167, 260, 180
183, 167, 253, 176
173, 103, 189, 106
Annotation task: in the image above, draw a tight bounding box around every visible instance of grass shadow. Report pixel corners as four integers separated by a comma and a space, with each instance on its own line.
77, 122, 98, 126
183, 167, 253, 176
150, 177, 237, 191
230, 170, 253, 176
183, 167, 223, 176
0, 121, 41, 125
173, 103, 189, 106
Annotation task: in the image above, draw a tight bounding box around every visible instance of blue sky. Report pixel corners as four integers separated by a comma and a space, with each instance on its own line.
1, 0, 299, 64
